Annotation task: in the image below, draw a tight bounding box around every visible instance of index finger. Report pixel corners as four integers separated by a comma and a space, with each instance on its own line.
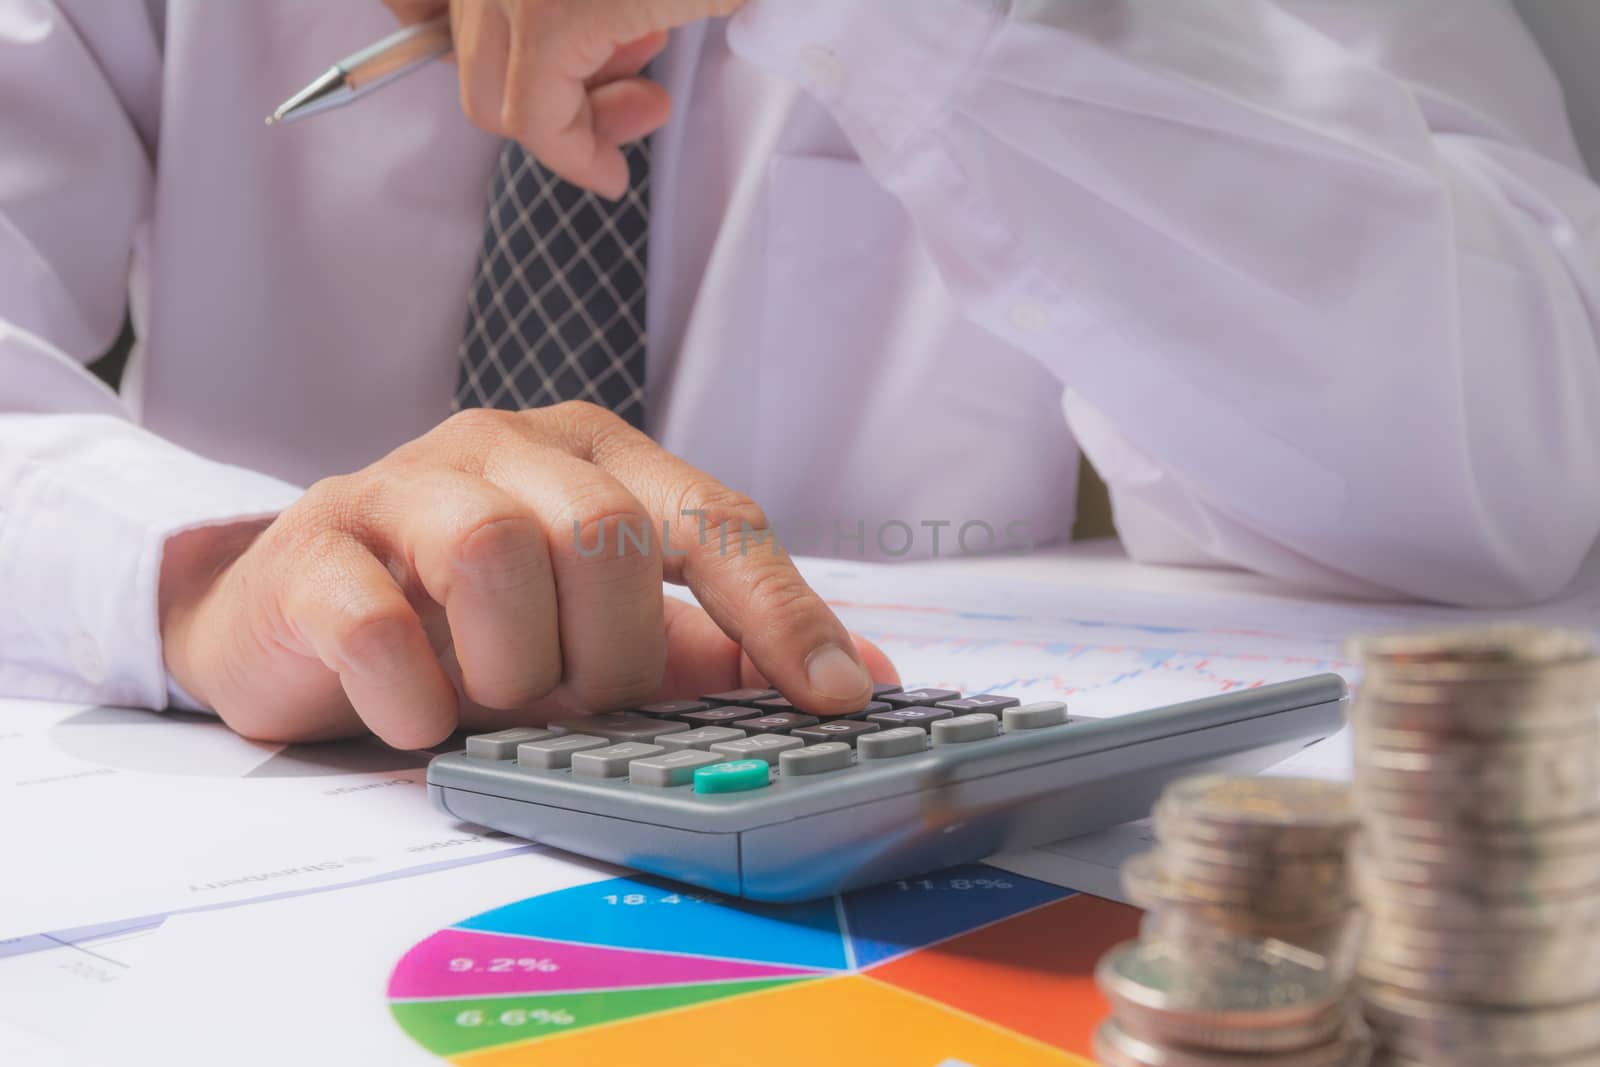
533, 405, 876, 715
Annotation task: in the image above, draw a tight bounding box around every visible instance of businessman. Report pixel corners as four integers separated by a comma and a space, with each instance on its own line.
3, 0, 1598, 747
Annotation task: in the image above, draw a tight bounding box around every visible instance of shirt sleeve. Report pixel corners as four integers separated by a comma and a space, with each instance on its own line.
0, 4, 301, 709
728, 0, 1600, 606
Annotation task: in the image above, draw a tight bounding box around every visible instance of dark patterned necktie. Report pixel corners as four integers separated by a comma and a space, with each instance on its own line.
456, 140, 650, 428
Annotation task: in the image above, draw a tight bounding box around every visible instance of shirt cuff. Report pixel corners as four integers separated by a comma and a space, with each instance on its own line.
0, 415, 302, 710
726, 0, 1004, 174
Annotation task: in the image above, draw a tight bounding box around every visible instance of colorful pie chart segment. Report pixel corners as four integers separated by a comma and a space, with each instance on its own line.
388, 863, 1139, 1065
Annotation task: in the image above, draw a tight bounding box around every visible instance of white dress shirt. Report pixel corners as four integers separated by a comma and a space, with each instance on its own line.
3, 0, 1599, 710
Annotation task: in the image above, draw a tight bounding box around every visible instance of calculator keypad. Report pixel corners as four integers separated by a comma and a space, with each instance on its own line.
678, 706, 764, 728
937, 695, 1020, 715
629, 749, 722, 787
701, 688, 779, 706
790, 720, 880, 746
710, 735, 805, 765
571, 742, 665, 778
737, 712, 821, 735
517, 734, 609, 769
840, 701, 892, 721
658, 726, 748, 752
931, 713, 1001, 745
867, 706, 953, 731
552, 713, 689, 743
464, 727, 556, 760
780, 742, 853, 776
881, 688, 961, 709
1004, 701, 1071, 730
858, 726, 930, 760
458, 688, 1052, 791
634, 700, 710, 719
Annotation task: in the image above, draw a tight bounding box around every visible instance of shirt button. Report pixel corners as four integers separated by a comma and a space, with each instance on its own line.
69, 633, 107, 686
1008, 301, 1048, 334
798, 45, 846, 91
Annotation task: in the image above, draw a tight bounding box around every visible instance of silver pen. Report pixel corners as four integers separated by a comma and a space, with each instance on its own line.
265, 16, 454, 126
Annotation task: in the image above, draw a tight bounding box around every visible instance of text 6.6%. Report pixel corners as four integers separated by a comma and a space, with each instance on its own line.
455, 1008, 576, 1029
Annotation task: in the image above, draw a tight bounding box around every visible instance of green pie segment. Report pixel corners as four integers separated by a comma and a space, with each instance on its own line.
391, 977, 812, 1057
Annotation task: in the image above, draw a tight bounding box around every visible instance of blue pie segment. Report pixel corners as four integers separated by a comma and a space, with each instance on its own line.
843, 864, 1072, 970
456, 874, 849, 972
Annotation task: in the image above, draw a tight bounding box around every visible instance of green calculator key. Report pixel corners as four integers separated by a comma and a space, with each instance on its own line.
693, 759, 770, 794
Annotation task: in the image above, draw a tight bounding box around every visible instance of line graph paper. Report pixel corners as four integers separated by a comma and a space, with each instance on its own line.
818, 585, 1351, 719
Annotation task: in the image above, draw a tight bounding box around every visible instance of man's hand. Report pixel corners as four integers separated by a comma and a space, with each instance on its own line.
386, 0, 744, 198
159, 404, 895, 748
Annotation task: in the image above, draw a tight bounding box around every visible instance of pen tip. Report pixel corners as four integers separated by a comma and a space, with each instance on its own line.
264, 114, 278, 126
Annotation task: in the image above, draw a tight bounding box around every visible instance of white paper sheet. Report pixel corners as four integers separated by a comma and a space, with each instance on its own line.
0, 699, 527, 940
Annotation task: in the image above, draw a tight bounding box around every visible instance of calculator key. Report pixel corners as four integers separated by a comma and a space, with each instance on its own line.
738, 712, 821, 735
709, 735, 805, 765
936, 694, 1020, 715
464, 727, 556, 760
872, 683, 903, 699
841, 701, 892, 721
629, 749, 723, 787
694, 759, 771, 794
780, 742, 853, 777
858, 727, 930, 760
931, 713, 1001, 746
881, 688, 961, 709
634, 700, 710, 719
517, 735, 609, 770
701, 688, 779, 706
657, 726, 748, 752
1004, 701, 1071, 731
570, 742, 665, 779
550, 712, 689, 743
678, 706, 765, 728
751, 697, 796, 712
790, 720, 880, 746
867, 706, 953, 731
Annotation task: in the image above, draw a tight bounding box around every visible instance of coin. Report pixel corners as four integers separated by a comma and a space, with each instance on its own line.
1357, 834, 1600, 896
1154, 776, 1357, 856
1124, 850, 1351, 921
1362, 982, 1600, 1061
1141, 908, 1361, 965
1348, 622, 1600, 1062
1093, 1018, 1372, 1067
1356, 953, 1600, 1011
1363, 810, 1600, 854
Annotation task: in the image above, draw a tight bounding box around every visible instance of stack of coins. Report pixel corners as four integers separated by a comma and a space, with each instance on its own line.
1094, 937, 1372, 1066
1348, 624, 1600, 1066
1127, 775, 1363, 963
1095, 775, 1371, 1065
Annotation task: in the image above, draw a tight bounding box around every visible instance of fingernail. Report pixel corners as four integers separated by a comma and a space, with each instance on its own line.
805, 644, 871, 702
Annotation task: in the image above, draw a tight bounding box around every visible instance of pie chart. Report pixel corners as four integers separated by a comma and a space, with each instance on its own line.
388, 863, 1138, 1066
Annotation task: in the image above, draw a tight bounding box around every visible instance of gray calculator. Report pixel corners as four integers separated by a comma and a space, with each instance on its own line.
428, 677, 1346, 901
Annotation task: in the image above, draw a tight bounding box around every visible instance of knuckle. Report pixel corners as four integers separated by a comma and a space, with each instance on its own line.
327, 602, 416, 672
677, 480, 769, 539
276, 477, 361, 553
742, 564, 818, 626
441, 406, 516, 446
556, 487, 653, 560
449, 513, 548, 580
546, 400, 624, 435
